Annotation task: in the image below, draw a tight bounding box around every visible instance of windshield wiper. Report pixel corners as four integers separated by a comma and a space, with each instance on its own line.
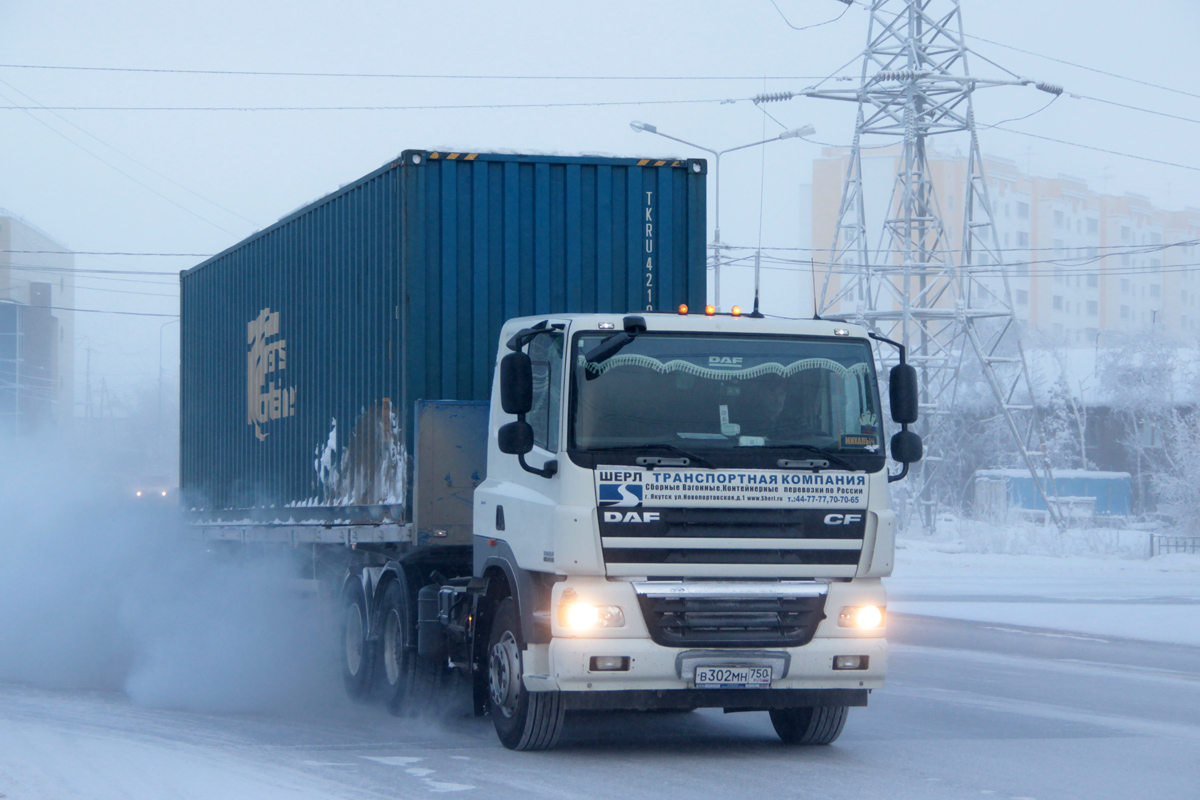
760, 444, 861, 471
584, 443, 714, 469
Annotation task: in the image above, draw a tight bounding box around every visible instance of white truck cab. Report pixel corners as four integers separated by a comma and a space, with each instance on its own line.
465, 311, 921, 749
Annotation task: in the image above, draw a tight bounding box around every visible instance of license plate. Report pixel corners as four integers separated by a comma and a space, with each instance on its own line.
694, 666, 773, 689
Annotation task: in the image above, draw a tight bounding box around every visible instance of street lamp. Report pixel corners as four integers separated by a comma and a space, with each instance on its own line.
630, 121, 815, 311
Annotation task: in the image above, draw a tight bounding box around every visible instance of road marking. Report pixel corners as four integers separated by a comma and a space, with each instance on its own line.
981, 625, 1110, 642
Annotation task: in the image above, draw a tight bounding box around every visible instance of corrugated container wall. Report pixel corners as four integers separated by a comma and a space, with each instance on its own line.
181, 150, 707, 515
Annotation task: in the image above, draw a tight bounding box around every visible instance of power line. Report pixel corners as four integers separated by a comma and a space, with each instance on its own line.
2, 262, 181, 275
0, 78, 260, 228
1070, 92, 1200, 128
723, 239, 1200, 256
0, 98, 736, 112
736, 252, 1200, 279
69, 284, 178, 298
769, 0, 851, 32
0, 63, 836, 81
13, 304, 177, 317
4, 250, 204, 258
0, 86, 241, 237
966, 33, 1200, 103
991, 125, 1200, 173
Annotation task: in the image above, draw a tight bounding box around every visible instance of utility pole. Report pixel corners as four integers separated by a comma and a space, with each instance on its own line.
630, 121, 815, 311
84, 345, 93, 419
776, 0, 1066, 530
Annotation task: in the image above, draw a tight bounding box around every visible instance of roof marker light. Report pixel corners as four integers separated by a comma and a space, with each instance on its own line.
731, 305, 742, 317
678, 304, 689, 315
834, 328, 850, 336
704, 305, 716, 316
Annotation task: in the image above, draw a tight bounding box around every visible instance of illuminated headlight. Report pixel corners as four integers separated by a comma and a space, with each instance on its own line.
838, 605, 885, 629
559, 597, 625, 630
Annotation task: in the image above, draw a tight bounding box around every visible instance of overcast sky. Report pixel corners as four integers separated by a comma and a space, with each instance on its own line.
2, 0, 1198, 406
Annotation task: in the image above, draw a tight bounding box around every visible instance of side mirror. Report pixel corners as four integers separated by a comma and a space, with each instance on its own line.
889, 363, 919, 424
497, 420, 534, 455
500, 352, 532, 415
890, 430, 923, 464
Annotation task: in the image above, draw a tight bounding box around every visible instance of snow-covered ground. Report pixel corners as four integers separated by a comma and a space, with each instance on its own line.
889, 522, 1200, 646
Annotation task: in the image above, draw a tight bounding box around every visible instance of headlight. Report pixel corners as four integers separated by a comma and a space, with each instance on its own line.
838, 605, 885, 629
559, 590, 625, 630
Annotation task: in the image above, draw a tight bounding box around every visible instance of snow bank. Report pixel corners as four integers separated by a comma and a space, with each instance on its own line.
889, 538, 1200, 645
900, 515, 1160, 559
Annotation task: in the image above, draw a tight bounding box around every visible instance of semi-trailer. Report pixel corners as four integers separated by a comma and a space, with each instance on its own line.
180, 149, 921, 751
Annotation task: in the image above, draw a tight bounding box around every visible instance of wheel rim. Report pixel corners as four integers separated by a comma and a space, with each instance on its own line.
488, 630, 521, 719
344, 603, 364, 676
383, 608, 402, 686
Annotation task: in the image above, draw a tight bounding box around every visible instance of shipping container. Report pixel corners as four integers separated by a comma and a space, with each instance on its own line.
181, 150, 707, 516
973, 469, 1132, 517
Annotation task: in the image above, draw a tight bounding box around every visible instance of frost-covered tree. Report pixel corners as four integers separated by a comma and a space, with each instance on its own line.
1041, 370, 1090, 470
1098, 334, 1200, 526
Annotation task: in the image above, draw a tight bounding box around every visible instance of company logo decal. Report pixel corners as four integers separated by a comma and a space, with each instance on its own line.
598, 483, 643, 507
597, 470, 644, 507
247, 307, 296, 442
595, 466, 867, 509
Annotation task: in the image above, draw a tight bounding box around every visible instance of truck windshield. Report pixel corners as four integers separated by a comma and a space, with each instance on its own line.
569, 332, 884, 469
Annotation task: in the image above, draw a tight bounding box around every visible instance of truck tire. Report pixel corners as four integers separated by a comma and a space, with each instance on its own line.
769, 706, 849, 745
487, 597, 565, 751
378, 577, 447, 716
341, 585, 375, 700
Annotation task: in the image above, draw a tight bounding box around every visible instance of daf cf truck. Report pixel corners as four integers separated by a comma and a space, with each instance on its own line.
181, 150, 921, 751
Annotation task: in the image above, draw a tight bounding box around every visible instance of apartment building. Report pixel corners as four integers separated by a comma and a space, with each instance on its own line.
811, 147, 1196, 347
0, 212, 75, 435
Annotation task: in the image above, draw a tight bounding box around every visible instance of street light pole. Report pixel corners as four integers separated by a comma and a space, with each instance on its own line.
630, 121, 814, 311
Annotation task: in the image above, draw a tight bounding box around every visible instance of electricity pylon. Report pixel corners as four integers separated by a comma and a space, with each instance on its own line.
803, 0, 1065, 529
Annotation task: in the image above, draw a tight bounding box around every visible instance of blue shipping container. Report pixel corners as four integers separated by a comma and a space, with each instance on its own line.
974, 469, 1132, 516
180, 150, 707, 515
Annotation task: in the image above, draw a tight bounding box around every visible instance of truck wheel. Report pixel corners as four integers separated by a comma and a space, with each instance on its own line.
341, 585, 375, 700
769, 706, 848, 745
487, 597, 565, 751
379, 577, 446, 716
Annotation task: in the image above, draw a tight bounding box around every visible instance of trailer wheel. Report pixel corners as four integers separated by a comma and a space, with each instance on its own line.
379, 577, 446, 716
769, 705, 849, 745
487, 598, 565, 751
340, 585, 375, 700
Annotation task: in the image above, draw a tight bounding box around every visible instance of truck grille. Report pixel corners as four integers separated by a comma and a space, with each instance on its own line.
600, 508, 865, 579
632, 582, 828, 648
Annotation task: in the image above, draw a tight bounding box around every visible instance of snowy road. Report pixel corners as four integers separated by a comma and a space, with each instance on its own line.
2, 612, 1197, 800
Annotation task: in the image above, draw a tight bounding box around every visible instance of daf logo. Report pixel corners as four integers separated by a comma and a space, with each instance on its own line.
824, 513, 863, 525
708, 356, 743, 366
603, 511, 661, 523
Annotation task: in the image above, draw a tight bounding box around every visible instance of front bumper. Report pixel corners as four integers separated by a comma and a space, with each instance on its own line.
534, 633, 886, 694
520, 576, 888, 707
